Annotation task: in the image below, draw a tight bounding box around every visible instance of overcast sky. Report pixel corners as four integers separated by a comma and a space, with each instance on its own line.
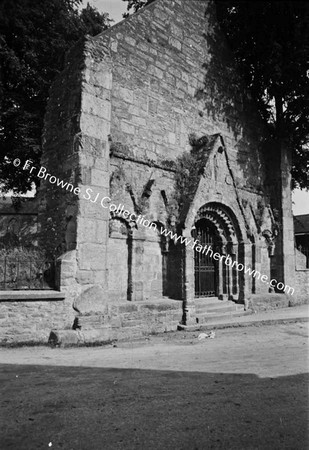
83, 0, 126, 22
292, 190, 309, 215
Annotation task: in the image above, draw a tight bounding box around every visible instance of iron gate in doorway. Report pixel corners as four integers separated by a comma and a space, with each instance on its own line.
193, 220, 220, 297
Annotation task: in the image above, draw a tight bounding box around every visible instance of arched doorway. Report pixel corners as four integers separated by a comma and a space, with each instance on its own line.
192, 219, 221, 297
192, 202, 244, 302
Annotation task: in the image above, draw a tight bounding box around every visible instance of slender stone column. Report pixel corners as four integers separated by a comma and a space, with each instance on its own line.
126, 227, 133, 301
237, 242, 246, 302
217, 244, 224, 300
182, 243, 196, 325
226, 243, 234, 300
243, 242, 253, 298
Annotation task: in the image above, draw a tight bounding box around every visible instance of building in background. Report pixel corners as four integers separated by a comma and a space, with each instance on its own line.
294, 214, 309, 269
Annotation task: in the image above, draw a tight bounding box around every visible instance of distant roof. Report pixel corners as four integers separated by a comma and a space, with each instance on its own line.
294, 214, 309, 234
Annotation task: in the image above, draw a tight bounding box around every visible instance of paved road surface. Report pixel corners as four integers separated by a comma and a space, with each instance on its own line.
0, 323, 308, 449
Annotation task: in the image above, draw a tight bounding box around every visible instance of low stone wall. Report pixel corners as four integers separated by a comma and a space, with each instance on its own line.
0, 285, 183, 345
49, 299, 183, 346
245, 293, 291, 312
0, 291, 74, 345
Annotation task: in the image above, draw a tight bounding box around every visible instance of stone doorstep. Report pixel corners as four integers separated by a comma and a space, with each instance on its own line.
195, 301, 241, 315
137, 302, 182, 311
120, 316, 181, 328
0, 290, 65, 301
133, 298, 183, 309
196, 309, 253, 325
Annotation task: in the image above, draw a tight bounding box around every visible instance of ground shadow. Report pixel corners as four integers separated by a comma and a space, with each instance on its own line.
0, 364, 308, 449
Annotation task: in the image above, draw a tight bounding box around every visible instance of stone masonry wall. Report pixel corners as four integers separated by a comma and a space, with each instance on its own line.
74, 38, 112, 295
0, 0, 299, 344
89, 0, 272, 304
100, 0, 267, 177
0, 296, 66, 345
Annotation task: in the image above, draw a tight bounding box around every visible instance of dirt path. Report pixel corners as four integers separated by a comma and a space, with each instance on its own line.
0, 323, 308, 449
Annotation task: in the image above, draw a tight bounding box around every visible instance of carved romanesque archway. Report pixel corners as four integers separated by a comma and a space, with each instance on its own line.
192, 202, 244, 301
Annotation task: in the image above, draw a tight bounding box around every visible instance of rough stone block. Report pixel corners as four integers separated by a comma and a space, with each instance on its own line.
60, 261, 76, 278
87, 69, 112, 90
77, 217, 97, 243
83, 327, 113, 343
48, 330, 83, 347
169, 37, 181, 50
76, 270, 94, 285
120, 121, 135, 134
80, 113, 110, 140
79, 197, 109, 220
82, 93, 111, 120
78, 244, 106, 270
73, 285, 107, 314
118, 87, 134, 104
91, 168, 109, 188
96, 221, 108, 243
168, 132, 176, 144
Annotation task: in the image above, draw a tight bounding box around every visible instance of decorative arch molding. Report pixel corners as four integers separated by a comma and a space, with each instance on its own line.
194, 202, 243, 246
193, 214, 226, 246
191, 202, 245, 301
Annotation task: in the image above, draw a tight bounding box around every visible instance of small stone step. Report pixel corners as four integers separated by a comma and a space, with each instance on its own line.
195, 300, 239, 315
196, 308, 251, 325
194, 297, 228, 307
196, 304, 237, 315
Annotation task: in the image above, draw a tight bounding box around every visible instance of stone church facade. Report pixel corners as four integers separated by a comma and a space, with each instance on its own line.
1, 0, 308, 344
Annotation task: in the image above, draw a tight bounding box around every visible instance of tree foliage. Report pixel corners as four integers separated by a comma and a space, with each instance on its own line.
124, 0, 309, 188
0, 0, 110, 194
122, 0, 155, 16
216, 1, 309, 188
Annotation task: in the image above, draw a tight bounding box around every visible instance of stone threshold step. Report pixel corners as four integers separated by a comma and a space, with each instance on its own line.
194, 297, 226, 305
196, 309, 251, 325
196, 302, 241, 314
194, 298, 240, 306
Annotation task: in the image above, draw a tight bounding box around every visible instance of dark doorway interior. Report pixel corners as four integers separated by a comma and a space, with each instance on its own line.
193, 219, 220, 298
